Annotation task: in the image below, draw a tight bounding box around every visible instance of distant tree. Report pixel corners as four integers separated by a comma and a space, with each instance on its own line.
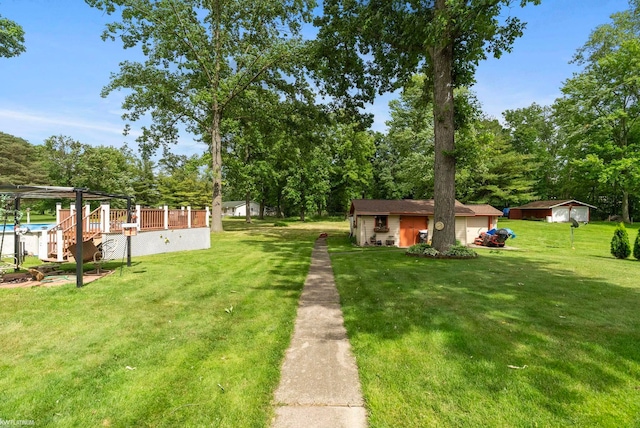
325, 120, 375, 215
377, 75, 435, 200
503, 103, 561, 200
0, 132, 46, 185
315, 0, 540, 251
556, 2, 640, 223
156, 153, 211, 208
86, 0, 315, 232
41, 135, 136, 200
456, 118, 538, 207
131, 157, 161, 207
611, 222, 632, 259
634, 229, 640, 260
0, 15, 25, 58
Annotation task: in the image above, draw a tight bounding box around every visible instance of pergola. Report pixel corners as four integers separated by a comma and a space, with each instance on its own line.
0, 185, 133, 287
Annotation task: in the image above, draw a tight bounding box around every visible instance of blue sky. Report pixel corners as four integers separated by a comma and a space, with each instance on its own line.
0, 0, 631, 158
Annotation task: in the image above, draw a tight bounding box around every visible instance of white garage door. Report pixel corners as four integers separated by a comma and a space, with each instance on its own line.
552, 207, 570, 222
570, 207, 589, 222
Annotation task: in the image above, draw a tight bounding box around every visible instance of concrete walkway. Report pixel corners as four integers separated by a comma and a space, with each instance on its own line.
271, 238, 368, 428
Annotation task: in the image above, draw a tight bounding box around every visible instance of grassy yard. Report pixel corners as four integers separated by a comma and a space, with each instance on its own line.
3, 216, 639, 427
329, 219, 640, 427
0, 218, 345, 427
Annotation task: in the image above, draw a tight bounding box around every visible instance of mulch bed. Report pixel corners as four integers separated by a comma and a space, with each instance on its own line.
0, 269, 114, 289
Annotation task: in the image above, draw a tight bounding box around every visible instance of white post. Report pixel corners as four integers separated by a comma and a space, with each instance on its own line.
56, 203, 62, 225
206, 207, 210, 227
56, 229, 64, 261
164, 205, 169, 230
136, 205, 141, 230
69, 202, 75, 217
101, 203, 111, 233
187, 206, 192, 228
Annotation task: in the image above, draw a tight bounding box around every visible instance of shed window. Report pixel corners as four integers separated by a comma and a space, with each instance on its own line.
374, 215, 389, 232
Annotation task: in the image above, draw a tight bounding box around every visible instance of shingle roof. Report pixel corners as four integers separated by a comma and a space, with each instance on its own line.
513, 200, 597, 210
350, 199, 475, 216
465, 204, 503, 216
222, 201, 249, 209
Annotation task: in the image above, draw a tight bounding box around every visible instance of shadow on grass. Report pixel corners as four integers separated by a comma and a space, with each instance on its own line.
330, 247, 640, 422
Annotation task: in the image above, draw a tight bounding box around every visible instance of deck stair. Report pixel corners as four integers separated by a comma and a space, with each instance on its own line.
46, 206, 104, 262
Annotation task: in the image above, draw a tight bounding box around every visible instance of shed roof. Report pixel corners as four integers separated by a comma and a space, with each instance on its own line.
465, 204, 503, 216
513, 199, 597, 210
350, 199, 475, 216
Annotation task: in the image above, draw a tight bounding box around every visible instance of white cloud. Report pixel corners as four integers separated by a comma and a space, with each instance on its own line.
0, 109, 125, 135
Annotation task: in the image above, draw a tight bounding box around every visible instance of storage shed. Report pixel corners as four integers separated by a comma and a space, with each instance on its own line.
509, 200, 596, 223
349, 199, 502, 248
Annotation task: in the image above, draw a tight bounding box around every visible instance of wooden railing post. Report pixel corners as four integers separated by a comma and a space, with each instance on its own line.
187, 206, 192, 228
56, 202, 62, 225
206, 207, 210, 227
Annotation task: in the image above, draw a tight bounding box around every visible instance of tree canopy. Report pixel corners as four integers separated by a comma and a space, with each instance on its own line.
86, 0, 316, 231
315, 0, 539, 251
0, 14, 25, 58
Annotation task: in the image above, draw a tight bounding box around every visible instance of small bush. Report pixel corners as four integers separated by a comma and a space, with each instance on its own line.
406, 243, 439, 257
442, 245, 478, 258
634, 230, 640, 261
610, 222, 631, 259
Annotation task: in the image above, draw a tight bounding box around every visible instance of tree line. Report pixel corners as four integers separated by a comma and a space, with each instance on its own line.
3, 1, 640, 251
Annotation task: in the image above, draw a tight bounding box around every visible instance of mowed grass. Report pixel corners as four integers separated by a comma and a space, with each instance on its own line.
329, 220, 640, 427
0, 218, 345, 427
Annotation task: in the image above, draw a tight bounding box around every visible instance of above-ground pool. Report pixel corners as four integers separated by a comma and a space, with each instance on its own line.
0, 223, 55, 233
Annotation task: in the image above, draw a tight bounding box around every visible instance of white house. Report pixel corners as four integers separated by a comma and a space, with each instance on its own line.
222, 200, 260, 217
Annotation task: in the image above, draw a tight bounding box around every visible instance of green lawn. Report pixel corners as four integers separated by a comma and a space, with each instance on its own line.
0, 218, 344, 427
3, 217, 639, 427
329, 219, 640, 427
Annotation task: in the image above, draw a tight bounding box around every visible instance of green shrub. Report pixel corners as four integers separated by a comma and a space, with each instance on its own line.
610, 222, 631, 259
406, 243, 477, 258
634, 230, 640, 261
442, 245, 478, 258
406, 243, 439, 257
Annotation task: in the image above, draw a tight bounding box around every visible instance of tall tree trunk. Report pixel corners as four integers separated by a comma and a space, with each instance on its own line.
211, 109, 223, 232
622, 190, 631, 223
245, 191, 252, 223
259, 198, 265, 220
430, 0, 456, 252
210, 0, 223, 233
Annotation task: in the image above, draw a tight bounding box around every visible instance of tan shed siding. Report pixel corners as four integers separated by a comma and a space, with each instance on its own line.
387, 216, 400, 246
466, 216, 487, 242
455, 217, 468, 244
358, 216, 376, 245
